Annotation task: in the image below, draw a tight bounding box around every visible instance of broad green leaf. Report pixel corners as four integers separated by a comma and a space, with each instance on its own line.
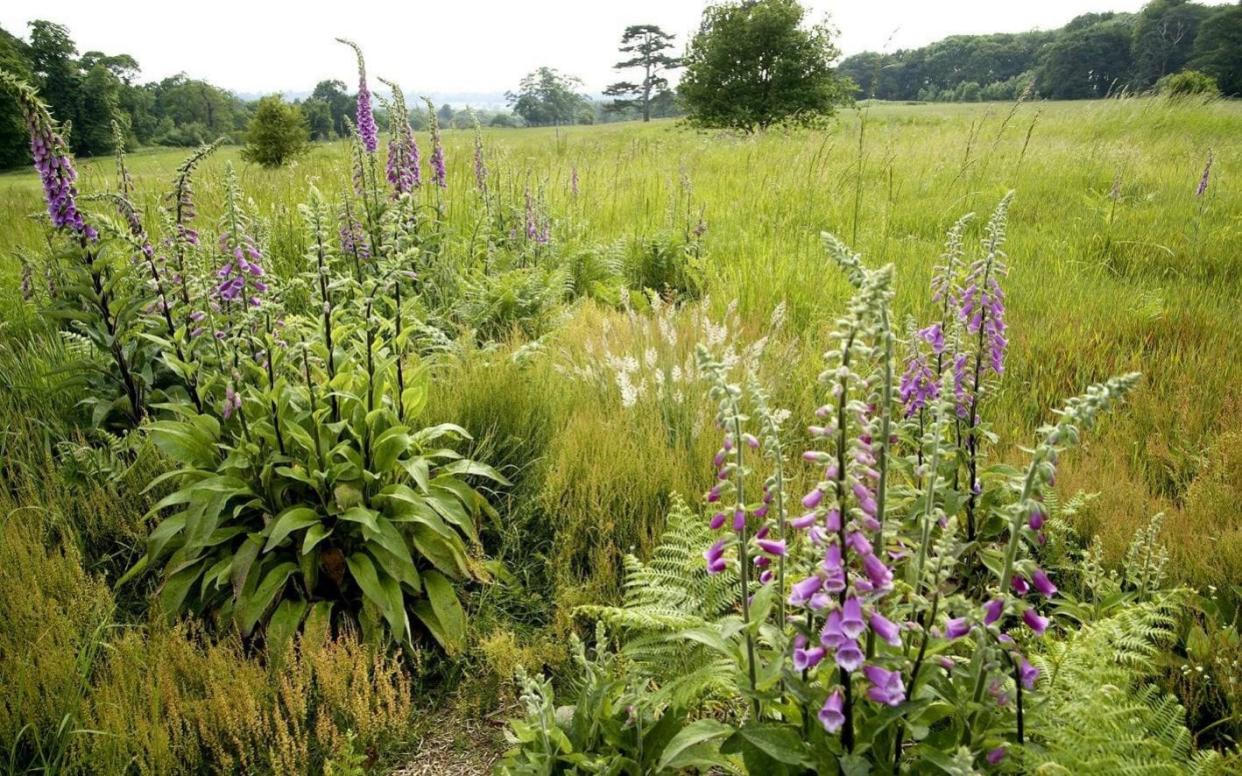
237, 561, 297, 636
655, 719, 734, 772
264, 507, 321, 552
339, 505, 380, 533
421, 570, 465, 655
302, 524, 333, 555
266, 598, 308, 653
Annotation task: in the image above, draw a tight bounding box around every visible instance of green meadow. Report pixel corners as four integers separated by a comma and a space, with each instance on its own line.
1, 97, 1238, 771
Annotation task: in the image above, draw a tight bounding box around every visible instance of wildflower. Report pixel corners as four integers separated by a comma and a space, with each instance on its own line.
1019, 658, 1040, 689
222, 384, 241, 419
709, 512, 725, 530
987, 747, 1007, 765
1196, 150, 1212, 197
945, 617, 971, 640
425, 98, 446, 188
835, 638, 865, 671
381, 80, 420, 195
802, 488, 824, 509
899, 348, 938, 417
471, 110, 487, 193
918, 323, 944, 354
1029, 504, 1045, 530
339, 212, 370, 261
794, 644, 825, 671
704, 539, 727, 575
861, 552, 893, 589
791, 512, 817, 530
818, 689, 845, 733
338, 39, 378, 153
840, 597, 866, 639
870, 611, 902, 646
1031, 568, 1058, 597
757, 539, 786, 557
984, 598, 1004, 625
863, 664, 906, 706
10, 81, 95, 240
789, 575, 823, 607
1011, 576, 1029, 596
1022, 607, 1049, 636
570, 165, 579, 196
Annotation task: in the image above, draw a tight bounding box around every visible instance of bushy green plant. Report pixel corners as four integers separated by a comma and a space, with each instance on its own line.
241, 94, 310, 168
1156, 69, 1221, 98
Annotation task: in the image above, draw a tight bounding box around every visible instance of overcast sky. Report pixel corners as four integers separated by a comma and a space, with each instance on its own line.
1, 1, 1234, 97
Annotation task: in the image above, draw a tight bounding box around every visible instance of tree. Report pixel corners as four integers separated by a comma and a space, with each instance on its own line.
27, 21, 81, 144
310, 79, 351, 137
1189, 4, 1242, 96
1038, 19, 1136, 99
302, 97, 333, 140
1130, 0, 1211, 89
0, 25, 33, 169
506, 67, 588, 126
241, 95, 307, 168
603, 25, 681, 122
1155, 68, 1220, 97
679, 0, 849, 131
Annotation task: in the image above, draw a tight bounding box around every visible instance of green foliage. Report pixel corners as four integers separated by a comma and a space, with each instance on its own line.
506, 67, 590, 127
1039, 18, 1135, 99
603, 25, 682, 123
1131, 0, 1212, 91
1156, 69, 1221, 98
1190, 4, 1242, 95
242, 94, 309, 168
680, 0, 849, 131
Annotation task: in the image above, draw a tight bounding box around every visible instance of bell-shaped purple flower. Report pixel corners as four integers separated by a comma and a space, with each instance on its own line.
1031, 568, 1058, 598
870, 611, 902, 646
945, 617, 971, 640
863, 664, 906, 706
840, 597, 866, 640
793, 645, 825, 671
1019, 657, 1040, 689
835, 638, 865, 672
984, 598, 1004, 625
757, 538, 786, 557
789, 575, 823, 607
818, 689, 845, 733
1022, 607, 1049, 636
862, 552, 893, 590
704, 539, 727, 575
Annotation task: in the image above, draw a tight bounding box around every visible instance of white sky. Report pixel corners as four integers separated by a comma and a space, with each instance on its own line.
1, 1, 1234, 97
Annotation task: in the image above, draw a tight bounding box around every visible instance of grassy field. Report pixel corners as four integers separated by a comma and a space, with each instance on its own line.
0, 96, 1239, 771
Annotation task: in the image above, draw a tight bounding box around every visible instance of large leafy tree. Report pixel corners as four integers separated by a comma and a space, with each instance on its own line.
1190, 3, 1242, 96
0, 26, 32, 169
241, 94, 308, 168
679, 0, 849, 131
603, 25, 681, 122
310, 79, 352, 138
1130, 0, 1211, 89
506, 67, 588, 126
1039, 19, 1136, 99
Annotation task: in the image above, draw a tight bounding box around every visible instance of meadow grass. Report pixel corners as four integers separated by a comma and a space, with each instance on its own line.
0, 96, 1238, 769
6, 97, 1233, 586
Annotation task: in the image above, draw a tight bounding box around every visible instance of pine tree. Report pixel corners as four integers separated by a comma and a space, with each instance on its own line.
603, 25, 681, 122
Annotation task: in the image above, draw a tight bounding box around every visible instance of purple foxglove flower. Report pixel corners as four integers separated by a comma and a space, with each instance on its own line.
758, 539, 786, 557
1022, 607, 1049, 636
900, 350, 939, 417
818, 690, 845, 733
794, 645, 825, 671
809, 591, 832, 610
952, 352, 970, 418
1029, 504, 1045, 530
732, 509, 746, 531
820, 609, 846, 648
862, 552, 893, 589
863, 664, 906, 706
222, 385, 241, 419
803, 450, 829, 462
704, 539, 725, 564
709, 512, 725, 530
753, 505, 769, 519
945, 617, 971, 640
1011, 576, 1030, 596
753, 555, 769, 568
987, 746, 1006, 765
918, 323, 945, 355
1031, 569, 1057, 598
870, 612, 901, 646
802, 488, 823, 509
840, 597, 866, 639
338, 40, 378, 154
824, 508, 842, 532
759, 569, 774, 584
846, 531, 872, 556
1196, 151, 1212, 197
792, 512, 818, 530
713, 449, 726, 467
835, 638, 865, 672
984, 598, 1004, 625
789, 575, 823, 606
755, 524, 770, 540
742, 433, 759, 449
937, 656, 954, 670
1019, 658, 1040, 689
706, 486, 721, 503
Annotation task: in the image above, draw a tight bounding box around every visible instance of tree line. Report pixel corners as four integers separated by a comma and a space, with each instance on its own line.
838, 0, 1241, 102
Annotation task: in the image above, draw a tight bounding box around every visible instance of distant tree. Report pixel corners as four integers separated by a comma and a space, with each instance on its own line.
241, 94, 307, 168
1130, 0, 1211, 89
27, 21, 81, 143
1189, 3, 1242, 96
679, 0, 849, 131
302, 97, 333, 140
0, 25, 33, 169
1038, 18, 1136, 99
603, 25, 681, 122
506, 67, 588, 126
76, 63, 122, 155
437, 102, 454, 126
310, 79, 351, 137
